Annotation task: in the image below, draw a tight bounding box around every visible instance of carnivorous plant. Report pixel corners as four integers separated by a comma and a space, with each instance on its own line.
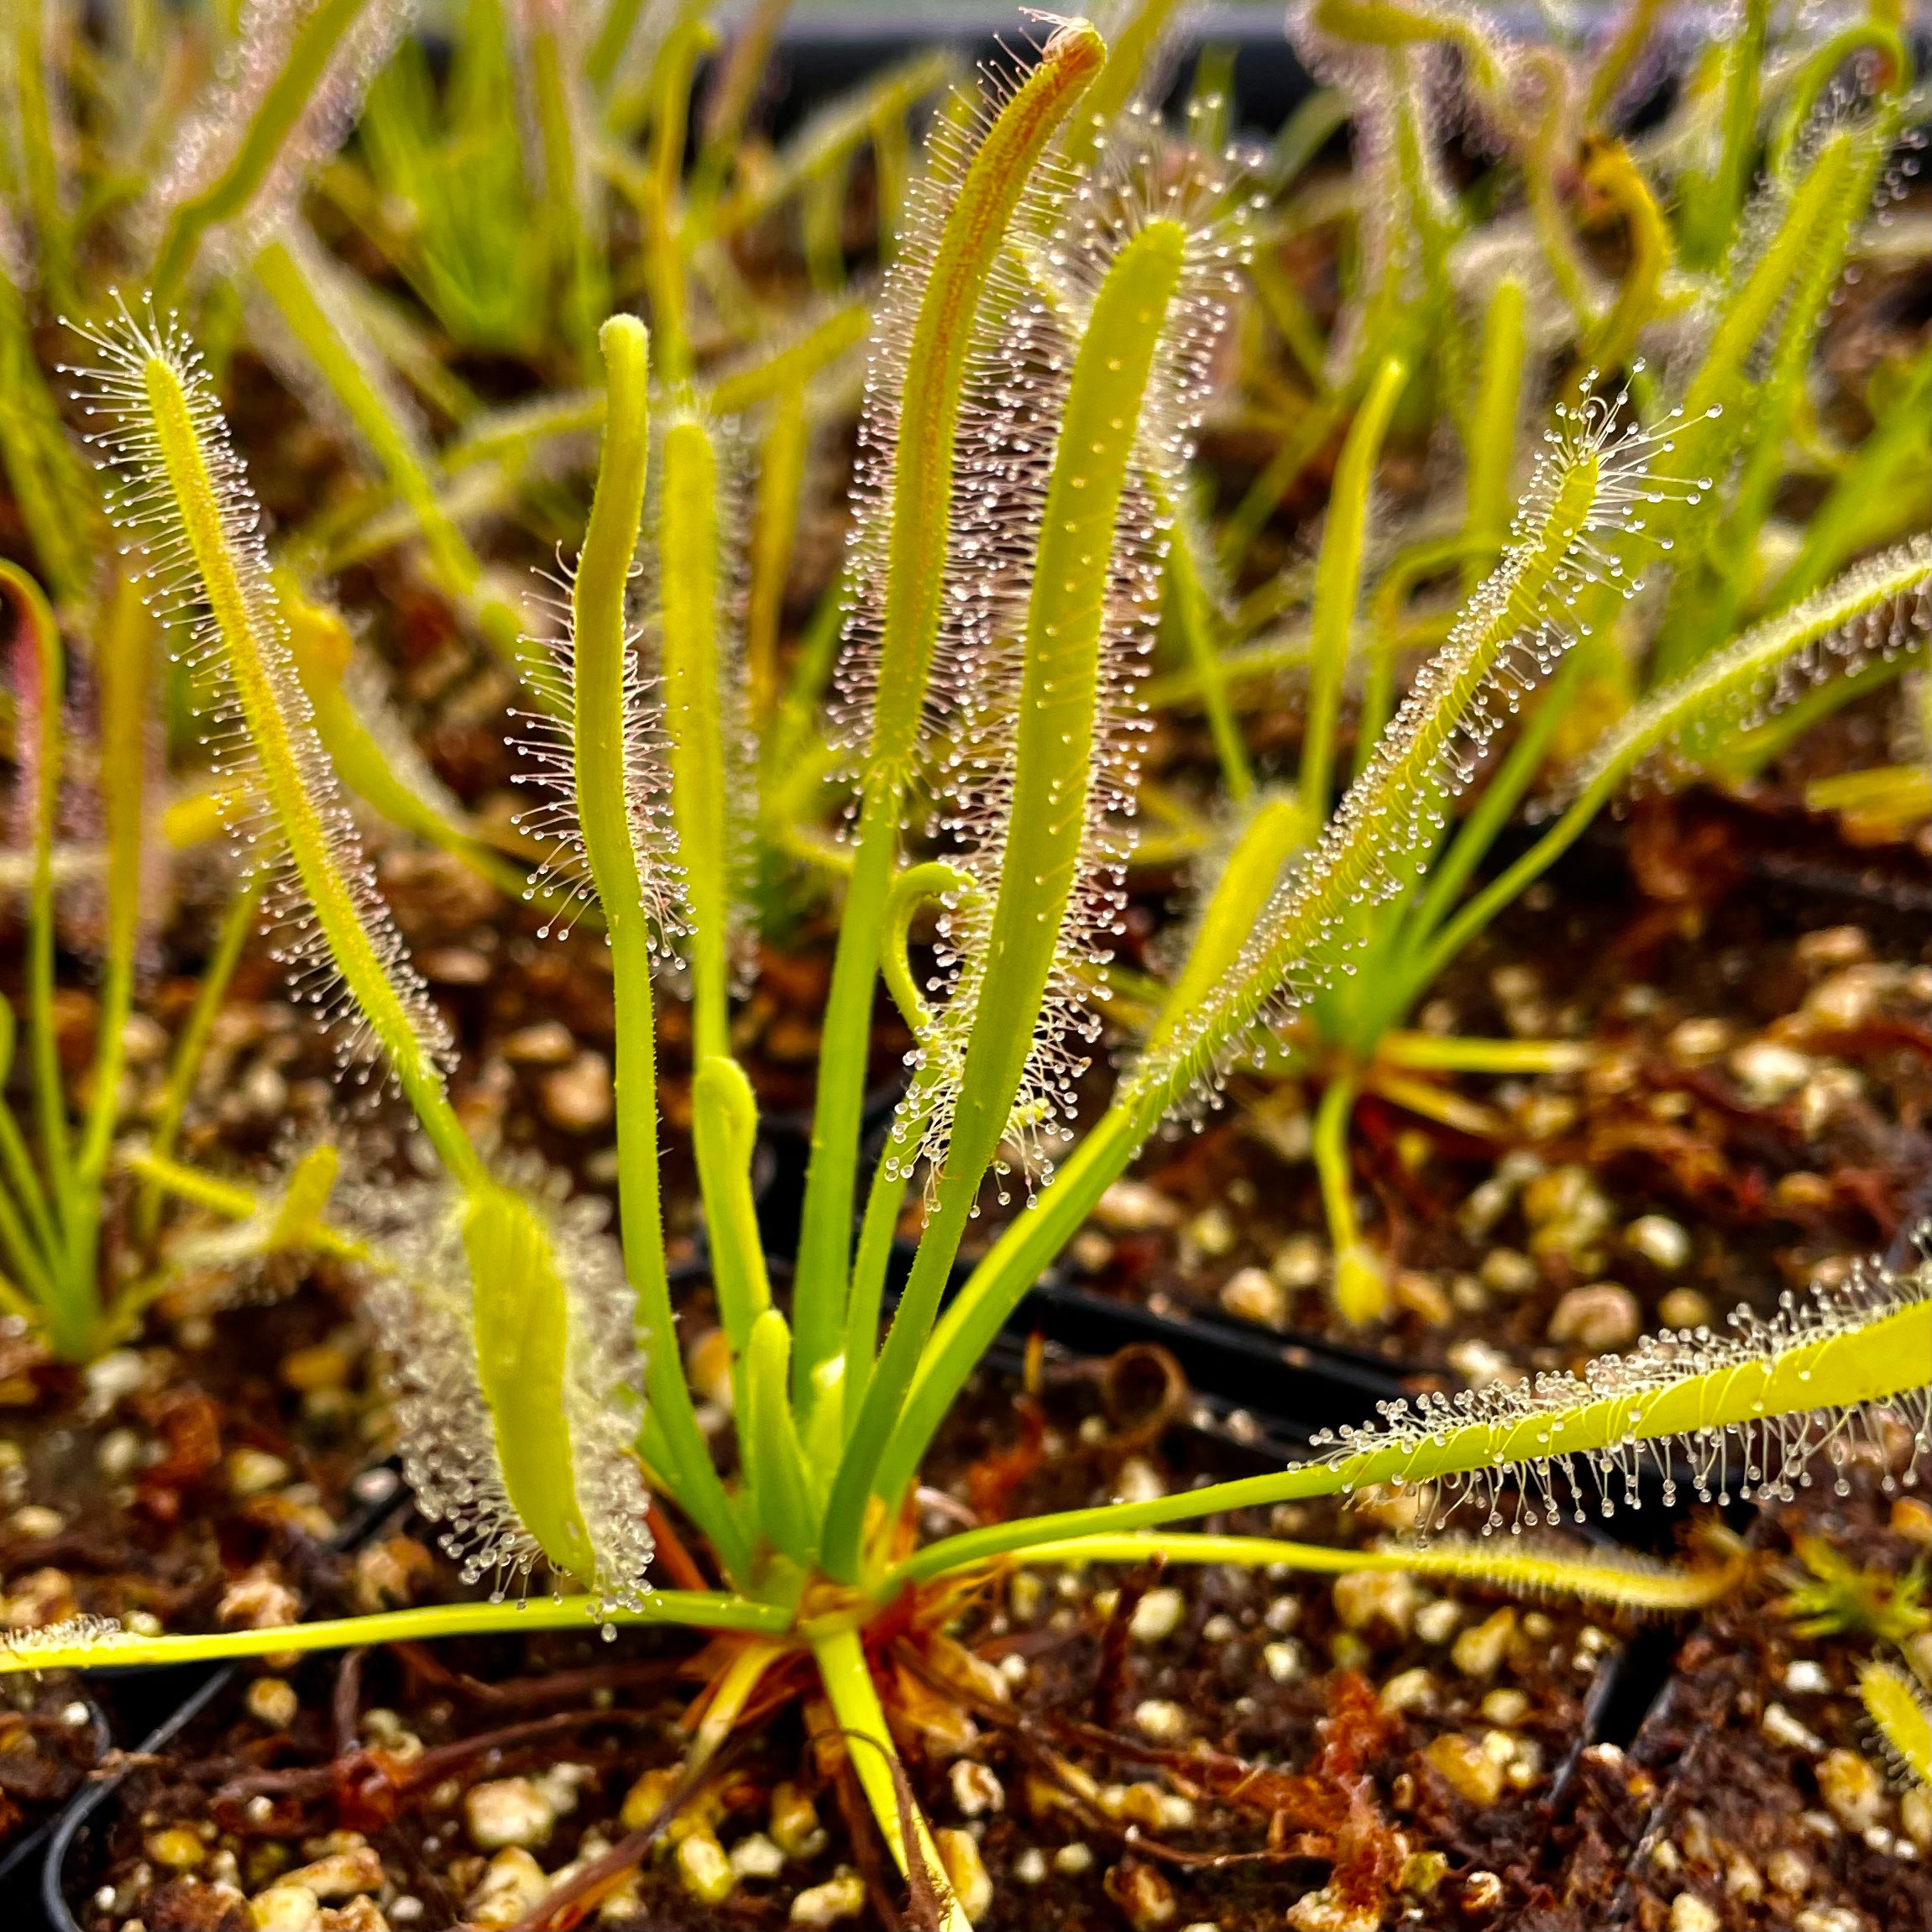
2, 13, 1929, 1924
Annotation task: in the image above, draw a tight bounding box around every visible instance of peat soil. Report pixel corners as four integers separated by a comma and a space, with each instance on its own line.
49, 1343, 1743, 1932
1037, 785, 1929, 1382
1558, 1458, 1930, 1932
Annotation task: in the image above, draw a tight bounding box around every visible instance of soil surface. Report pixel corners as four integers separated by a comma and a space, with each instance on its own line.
1042, 788, 1929, 1385
1559, 1457, 1931, 1932
57, 1350, 1699, 1932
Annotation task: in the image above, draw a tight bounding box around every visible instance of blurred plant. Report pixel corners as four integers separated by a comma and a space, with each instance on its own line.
1122, 0, 1929, 1312
1861, 1657, 1930, 1786
1778, 1534, 1929, 1647
0, 562, 154, 1358
0, 552, 350, 1354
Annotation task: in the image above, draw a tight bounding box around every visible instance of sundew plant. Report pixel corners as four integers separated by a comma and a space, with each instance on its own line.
2, 8, 1929, 1923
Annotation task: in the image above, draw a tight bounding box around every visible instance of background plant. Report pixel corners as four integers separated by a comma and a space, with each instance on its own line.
1095, 0, 1929, 1308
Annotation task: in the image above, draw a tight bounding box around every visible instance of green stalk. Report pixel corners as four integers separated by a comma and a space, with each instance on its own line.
137, 874, 264, 1242
871, 94, 912, 259
10, 0, 75, 313
1300, 352, 1406, 832
841, 860, 972, 1425
746, 1307, 818, 1566
691, 1055, 772, 1359
930, 1531, 1734, 1611
0, 564, 73, 1281
1377, 1034, 1591, 1075
709, 303, 869, 416
528, 6, 606, 367
1, 1592, 790, 1675
1520, 51, 1595, 337
1395, 652, 1584, 962
803, 152, 851, 294
1219, 380, 1348, 573
151, 0, 374, 296
762, 568, 850, 789
1678, 0, 1766, 273
569, 318, 746, 1579
1164, 494, 1251, 799
745, 386, 809, 730
636, 9, 711, 385
276, 574, 563, 914
1266, 86, 1348, 192
70, 576, 154, 1319
703, 51, 958, 245
1584, 0, 1668, 127
1578, 142, 1669, 385
0, 1005, 55, 1308
252, 232, 526, 674
1658, 111, 1893, 682
1306, 0, 1504, 94
1144, 795, 1301, 1064
792, 23, 1104, 1402
1688, 129, 1861, 426
1767, 349, 1929, 611
1250, 247, 1331, 392
809, 1628, 971, 1930
129, 1146, 365, 1263
1464, 280, 1524, 596
0, 269, 95, 610
584, 0, 649, 93
1563, 123, 1875, 678
0, 1003, 57, 1282
690, 0, 793, 214
823, 218, 1190, 1580
253, 234, 471, 597
1313, 1071, 1384, 1322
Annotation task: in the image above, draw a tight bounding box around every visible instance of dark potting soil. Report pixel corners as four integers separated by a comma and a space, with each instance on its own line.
1557, 1456, 1930, 1932
52, 1349, 1715, 1932
1026, 790, 1928, 1385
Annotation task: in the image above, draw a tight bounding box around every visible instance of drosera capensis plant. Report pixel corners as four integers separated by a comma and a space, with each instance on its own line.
7, 18, 1930, 1923
59, 292, 665, 1614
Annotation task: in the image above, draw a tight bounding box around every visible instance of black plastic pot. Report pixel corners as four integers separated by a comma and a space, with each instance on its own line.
763, 4, 1317, 140
0, 1681, 110, 1918
0, 1462, 410, 1927
41, 1664, 237, 1932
